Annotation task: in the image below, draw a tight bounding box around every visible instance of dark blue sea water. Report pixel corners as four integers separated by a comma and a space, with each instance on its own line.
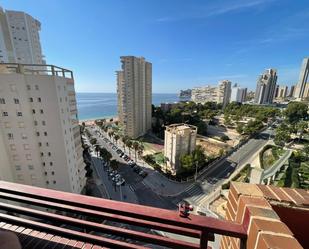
76, 92, 182, 120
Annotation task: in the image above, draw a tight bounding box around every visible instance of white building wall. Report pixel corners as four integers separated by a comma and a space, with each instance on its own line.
0, 65, 85, 193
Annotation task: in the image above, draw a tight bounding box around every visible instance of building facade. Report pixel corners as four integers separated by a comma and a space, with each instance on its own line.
230, 84, 247, 103
295, 57, 309, 100
117, 56, 152, 139
164, 124, 197, 175
277, 85, 288, 99
0, 7, 45, 64
217, 80, 232, 107
191, 85, 218, 104
0, 64, 85, 193
289, 85, 296, 97
254, 69, 277, 104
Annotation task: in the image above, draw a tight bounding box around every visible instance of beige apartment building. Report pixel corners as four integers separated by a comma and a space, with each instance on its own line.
164, 123, 197, 175
0, 7, 45, 64
0, 63, 85, 193
117, 56, 152, 139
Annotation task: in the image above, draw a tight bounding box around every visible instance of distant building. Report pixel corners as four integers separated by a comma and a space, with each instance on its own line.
117, 56, 152, 139
0, 7, 45, 64
164, 124, 197, 175
304, 83, 309, 99
230, 84, 247, 103
277, 85, 288, 99
294, 57, 309, 100
289, 85, 296, 97
191, 85, 218, 104
274, 85, 279, 98
191, 80, 232, 106
160, 102, 178, 112
254, 69, 277, 104
0, 63, 85, 193
217, 80, 232, 107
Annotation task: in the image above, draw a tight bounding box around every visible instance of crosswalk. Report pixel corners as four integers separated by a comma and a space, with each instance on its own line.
129, 182, 145, 192
172, 183, 206, 206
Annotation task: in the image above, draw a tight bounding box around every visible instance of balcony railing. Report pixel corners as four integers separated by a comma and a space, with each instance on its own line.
0, 181, 247, 248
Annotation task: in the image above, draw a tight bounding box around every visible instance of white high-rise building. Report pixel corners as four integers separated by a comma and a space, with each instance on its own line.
230, 84, 247, 103
254, 69, 277, 105
294, 57, 309, 100
218, 80, 232, 107
0, 7, 45, 64
0, 63, 85, 193
164, 124, 197, 175
117, 56, 152, 139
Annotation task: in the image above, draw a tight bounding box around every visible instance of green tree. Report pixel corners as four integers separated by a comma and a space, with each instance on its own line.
285, 102, 309, 124
274, 129, 290, 147
236, 123, 244, 134
180, 154, 194, 172
110, 159, 119, 171
126, 139, 133, 156
296, 120, 308, 140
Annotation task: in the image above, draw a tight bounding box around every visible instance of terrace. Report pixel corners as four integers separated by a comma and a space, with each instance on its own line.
0, 180, 246, 249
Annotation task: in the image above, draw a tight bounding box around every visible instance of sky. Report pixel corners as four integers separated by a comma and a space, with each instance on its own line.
1, 0, 309, 93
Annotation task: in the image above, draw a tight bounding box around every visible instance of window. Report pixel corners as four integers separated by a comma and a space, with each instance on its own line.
38, 97, 41, 102
40, 109, 43, 114
42, 121, 46, 126
0, 98, 5, 104
50, 162, 53, 166
15, 165, 21, 171
14, 98, 19, 104
26, 154, 31, 160
46, 142, 49, 146
23, 144, 29, 150
2, 112, 8, 116
21, 133, 27, 139
13, 155, 19, 161
42, 162, 46, 166
17, 111, 22, 116
44, 172, 47, 175
38, 142, 42, 147
4, 122, 10, 128
10, 84, 16, 92
34, 120, 38, 126
29, 97, 33, 102
44, 131, 47, 136
32, 109, 35, 114
51, 171, 55, 175
10, 144, 16, 150
18, 122, 24, 128
35, 85, 39, 90
7, 133, 13, 140
46, 181, 49, 184
53, 180, 56, 184
40, 152, 44, 157
36, 132, 40, 136
26, 85, 31, 90
59, 97, 62, 102
48, 152, 51, 156
28, 165, 34, 170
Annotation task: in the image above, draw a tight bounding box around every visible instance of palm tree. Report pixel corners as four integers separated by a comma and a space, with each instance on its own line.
132, 141, 139, 162
121, 136, 128, 152
103, 126, 108, 134
126, 139, 133, 157
138, 143, 145, 159
114, 134, 120, 145
108, 131, 114, 141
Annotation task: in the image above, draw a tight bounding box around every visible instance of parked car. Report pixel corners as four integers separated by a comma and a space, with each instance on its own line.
116, 178, 125, 186
128, 161, 136, 167
112, 174, 121, 182
139, 171, 148, 178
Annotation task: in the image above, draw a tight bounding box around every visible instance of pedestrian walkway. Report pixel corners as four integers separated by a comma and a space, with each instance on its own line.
129, 182, 145, 192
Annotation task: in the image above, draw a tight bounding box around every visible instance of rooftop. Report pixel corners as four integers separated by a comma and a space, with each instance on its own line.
0, 63, 73, 79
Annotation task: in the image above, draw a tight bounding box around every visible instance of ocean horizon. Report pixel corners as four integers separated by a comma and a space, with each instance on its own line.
76, 92, 186, 121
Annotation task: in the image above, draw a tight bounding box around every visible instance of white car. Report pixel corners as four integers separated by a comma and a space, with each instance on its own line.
116, 178, 125, 186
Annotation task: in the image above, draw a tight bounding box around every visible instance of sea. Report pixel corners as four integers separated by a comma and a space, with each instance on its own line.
76, 92, 186, 121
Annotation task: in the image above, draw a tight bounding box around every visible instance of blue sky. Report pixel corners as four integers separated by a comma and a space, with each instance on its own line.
1, 0, 309, 93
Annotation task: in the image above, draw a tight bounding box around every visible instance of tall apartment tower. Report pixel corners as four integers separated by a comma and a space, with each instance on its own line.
0, 64, 85, 193
117, 56, 152, 139
164, 124, 197, 175
0, 7, 45, 64
294, 57, 309, 100
217, 80, 232, 107
230, 84, 247, 103
254, 69, 277, 104
289, 85, 296, 97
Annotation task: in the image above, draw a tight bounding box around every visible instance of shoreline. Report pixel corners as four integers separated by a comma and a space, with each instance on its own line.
79, 116, 118, 125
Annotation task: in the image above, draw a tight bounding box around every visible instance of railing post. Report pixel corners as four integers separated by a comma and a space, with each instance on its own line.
200, 230, 208, 249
